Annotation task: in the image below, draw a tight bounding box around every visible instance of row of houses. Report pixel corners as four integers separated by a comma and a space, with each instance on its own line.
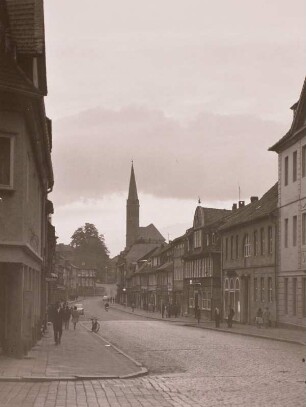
49, 244, 97, 303
117, 77, 306, 329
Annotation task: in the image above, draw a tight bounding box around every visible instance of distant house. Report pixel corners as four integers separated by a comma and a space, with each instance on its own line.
269, 77, 306, 328
220, 186, 278, 325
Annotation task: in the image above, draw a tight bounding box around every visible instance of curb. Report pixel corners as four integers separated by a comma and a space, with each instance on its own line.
112, 305, 306, 347
0, 368, 148, 383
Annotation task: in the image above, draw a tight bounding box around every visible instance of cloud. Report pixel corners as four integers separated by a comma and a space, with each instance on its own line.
51, 106, 284, 207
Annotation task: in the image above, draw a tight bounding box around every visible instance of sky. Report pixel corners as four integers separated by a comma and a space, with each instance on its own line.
44, 0, 305, 256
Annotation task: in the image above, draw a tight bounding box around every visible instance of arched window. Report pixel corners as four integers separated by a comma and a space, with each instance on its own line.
230, 278, 234, 290
225, 278, 229, 290
235, 278, 240, 290
243, 234, 251, 257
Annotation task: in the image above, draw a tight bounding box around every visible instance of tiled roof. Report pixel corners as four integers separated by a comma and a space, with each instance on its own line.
125, 243, 162, 264
0, 53, 42, 95
138, 224, 165, 243
220, 183, 278, 231
6, 0, 45, 54
269, 76, 306, 152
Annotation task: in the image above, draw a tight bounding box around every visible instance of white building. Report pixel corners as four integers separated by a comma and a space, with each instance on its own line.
269, 77, 306, 328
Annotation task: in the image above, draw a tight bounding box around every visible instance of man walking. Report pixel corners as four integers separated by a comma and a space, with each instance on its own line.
52, 302, 64, 345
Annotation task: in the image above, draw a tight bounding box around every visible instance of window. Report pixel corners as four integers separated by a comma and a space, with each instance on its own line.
225, 238, 228, 260
293, 216, 297, 247
293, 278, 297, 316
212, 233, 216, 244
284, 278, 288, 314
254, 231, 258, 256
254, 278, 258, 301
268, 277, 273, 302
303, 213, 306, 246
202, 292, 211, 310
284, 156, 289, 186
260, 228, 265, 255
292, 151, 297, 182
260, 277, 265, 302
194, 230, 202, 248
235, 235, 239, 258
284, 218, 289, 248
206, 234, 210, 246
0, 135, 14, 188
268, 226, 273, 254
302, 145, 306, 178
243, 234, 251, 257
230, 236, 234, 259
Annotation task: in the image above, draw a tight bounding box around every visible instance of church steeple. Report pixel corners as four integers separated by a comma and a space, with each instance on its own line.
126, 162, 139, 248
128, 162, 138, 201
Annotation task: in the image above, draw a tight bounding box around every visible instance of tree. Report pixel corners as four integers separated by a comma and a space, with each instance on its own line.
70, 223, 109, 281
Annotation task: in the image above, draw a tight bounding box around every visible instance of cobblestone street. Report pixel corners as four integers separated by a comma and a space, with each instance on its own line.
0, 298, 304, 406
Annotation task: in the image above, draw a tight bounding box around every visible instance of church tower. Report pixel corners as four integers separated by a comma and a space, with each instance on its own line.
126, 163, 139, 248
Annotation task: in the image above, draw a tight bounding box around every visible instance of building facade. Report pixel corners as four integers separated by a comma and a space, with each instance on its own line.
220, 187, 278, 325
183, 207, 231, 319
269, 78, 306, 328
0, 0, 54, 356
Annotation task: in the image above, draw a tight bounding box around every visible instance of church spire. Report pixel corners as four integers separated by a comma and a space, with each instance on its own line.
128, 162, 138, 201
126, 162, 140, 248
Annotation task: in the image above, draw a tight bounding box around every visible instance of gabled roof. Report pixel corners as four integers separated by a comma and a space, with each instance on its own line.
220, 183, 278, 231
269, 76, 306, 152
0, 53, 42, 95
6, 0, 45, 54
194, 206, 232, 229
125, 243, 161, 264
138, 224, 165, 243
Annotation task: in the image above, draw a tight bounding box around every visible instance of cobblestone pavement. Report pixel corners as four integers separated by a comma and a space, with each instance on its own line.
110, 302, 306, 346
0, 318, 141, 379
0, 373, 304, 407
0, 297, 304, 407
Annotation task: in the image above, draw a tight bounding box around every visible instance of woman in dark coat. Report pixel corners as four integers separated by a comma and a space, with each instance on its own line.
214, 307, 221, 328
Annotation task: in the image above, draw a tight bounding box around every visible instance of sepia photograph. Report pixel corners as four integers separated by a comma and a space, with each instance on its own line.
0, 0, 305, 406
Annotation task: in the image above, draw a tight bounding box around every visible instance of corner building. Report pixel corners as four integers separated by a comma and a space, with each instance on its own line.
269, 77, 306, 328
0, 0, 54, 356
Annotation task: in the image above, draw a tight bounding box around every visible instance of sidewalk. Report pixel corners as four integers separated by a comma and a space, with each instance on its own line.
0, 320, 146, 382
112, 304, 306, 346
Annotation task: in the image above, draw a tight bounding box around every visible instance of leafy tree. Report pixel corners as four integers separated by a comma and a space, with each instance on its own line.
70, 223, 109, 281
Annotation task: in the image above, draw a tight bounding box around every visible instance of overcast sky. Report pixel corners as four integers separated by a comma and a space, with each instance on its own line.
44, 0, 305, 256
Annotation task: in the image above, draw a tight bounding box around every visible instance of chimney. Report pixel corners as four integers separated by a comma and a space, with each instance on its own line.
238, 200, 245, 208
232, 203, 237, 211
250, 196, 258, 203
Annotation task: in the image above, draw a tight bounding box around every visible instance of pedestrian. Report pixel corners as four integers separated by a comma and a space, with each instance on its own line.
214, 307, 221, 328
131, 302, 135, 312
71, 306, 79, 330
256, 308, 263, 328
263, 307, 271, 328
227, 307, 235, 328
196, 307, 201, 324
63, 305, 71, 330
52, 302, 64, 345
